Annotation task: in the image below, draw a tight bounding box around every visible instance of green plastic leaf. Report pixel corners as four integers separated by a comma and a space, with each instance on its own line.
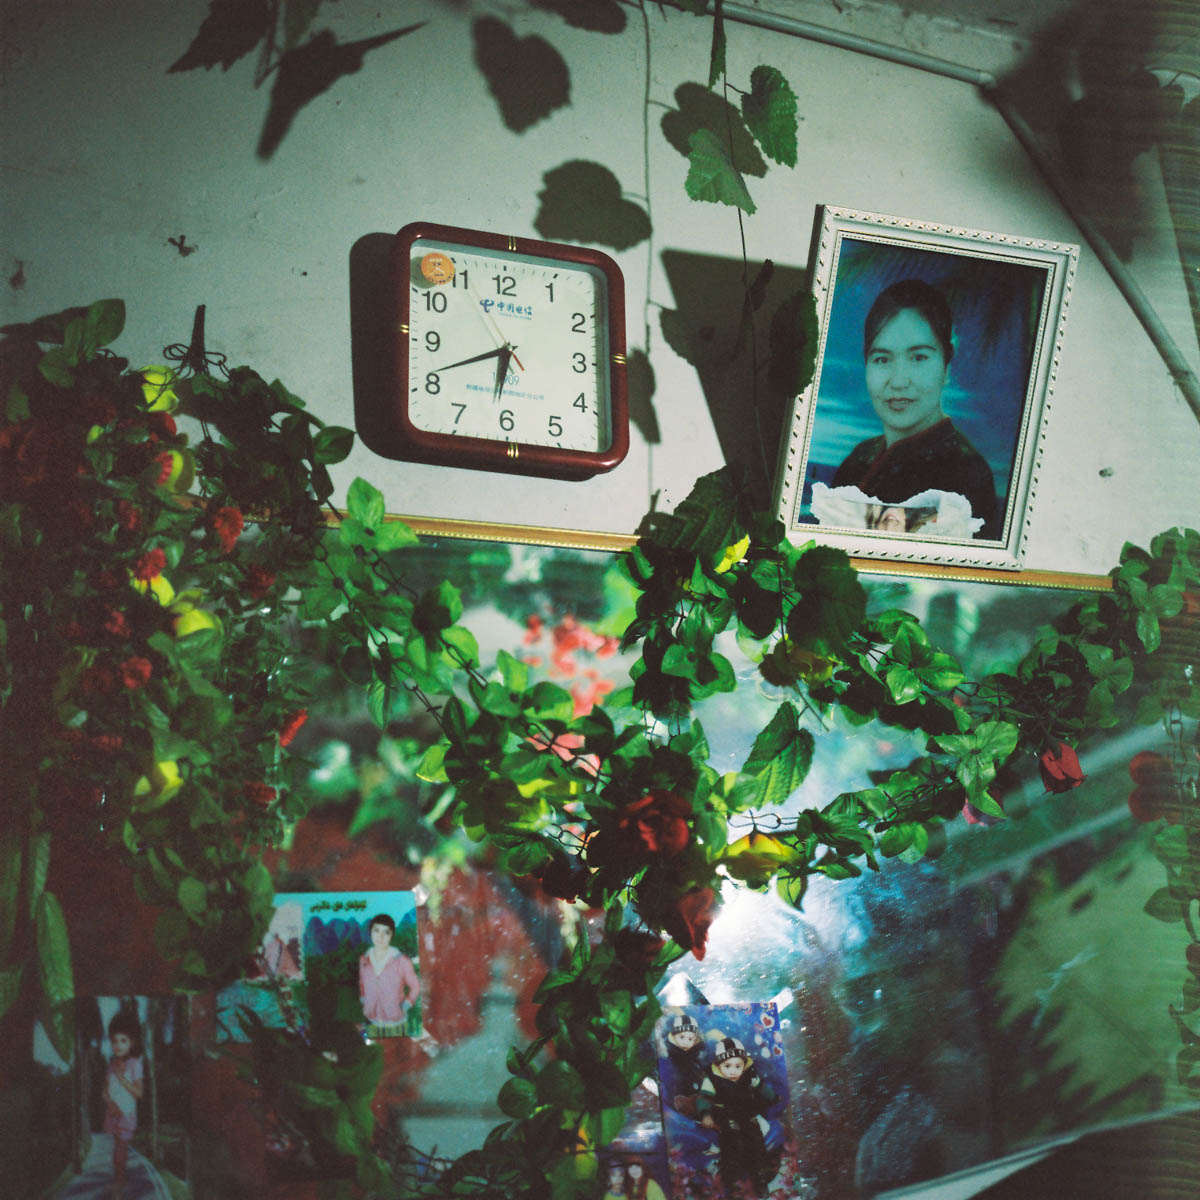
346, 477, 386, 527
0, 962, 24, 1021
708, 0, 725, 87
36, 892, 74, 1060
0, 834, 20, 960
498, 1076, 538, 1119
313, 425, 355, 465
1144, 887, 1184, 922
178, 876, 207, 918
741, 65, 798, 166
536, 1059, 587, 1108
739, 703, 814, 807
685, 129, 755, 213
84, 298, 125, 348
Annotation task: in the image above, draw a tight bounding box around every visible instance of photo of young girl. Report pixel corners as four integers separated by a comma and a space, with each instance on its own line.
215, 890, 424, 1042
654, 1002, 812, 1199
31, 995, 191, 1199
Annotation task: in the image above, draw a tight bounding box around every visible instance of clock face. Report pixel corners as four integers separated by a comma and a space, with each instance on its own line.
393, 224, 628, 479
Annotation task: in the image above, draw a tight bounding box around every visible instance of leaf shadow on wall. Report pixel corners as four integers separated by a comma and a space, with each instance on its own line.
168, 0, 273, 73
660, 251, 813, 507
348, 234, 406, 460
531, 0, 628, 34
534, 161, 651, 252
473, 18, 570, 134
257, 25, 426, 159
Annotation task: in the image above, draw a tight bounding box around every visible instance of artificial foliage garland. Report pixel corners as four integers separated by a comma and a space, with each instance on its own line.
1, 302, 1198, 1199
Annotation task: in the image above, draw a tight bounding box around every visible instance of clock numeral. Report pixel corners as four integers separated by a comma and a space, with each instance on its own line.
423, 291, 447, 313
544, 281, 555, 302
450, 267, 469, 289
424, 331, 441, 353
548, 415, 563, 438
451, 403, 466, 425
571, 352, 587, 374
424, 372, 441, 395
573, 393, 587, 412
570, 312, 586, 334
499, 409, 515, 433
493, 275, 516, 297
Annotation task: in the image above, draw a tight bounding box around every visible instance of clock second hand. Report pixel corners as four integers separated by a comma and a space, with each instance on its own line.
464, 276, 526, 371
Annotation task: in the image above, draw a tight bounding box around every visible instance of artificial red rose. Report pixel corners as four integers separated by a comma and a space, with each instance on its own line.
523, 614, 544, 644
209, 505, 244, 555
244, 564, 276, 598
243, 781, 277, 809
590, 790, 692, 868
115, 500, 142, 532
1038, 742, 1086, 793
119, 655, 152, 689
90, 733, 124, 754
132, 548, 167, 581
151, 451, 175, 486
662, 886, 717, 960
278, 708, 309, 747
1129, 750, 1172, 784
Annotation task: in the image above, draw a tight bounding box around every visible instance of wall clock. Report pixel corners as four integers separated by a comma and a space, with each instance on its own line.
391, 222, 629, 480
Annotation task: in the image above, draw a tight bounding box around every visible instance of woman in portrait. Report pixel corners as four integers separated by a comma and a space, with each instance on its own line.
832, 279, 998, 538
359, 912, 420, 1035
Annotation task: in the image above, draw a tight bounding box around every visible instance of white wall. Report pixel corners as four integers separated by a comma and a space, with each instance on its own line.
2, 0, 1196, 574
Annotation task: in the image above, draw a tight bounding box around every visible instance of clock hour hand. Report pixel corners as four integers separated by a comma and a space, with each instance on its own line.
493, 344, 514, 404
434, 345, 513, 373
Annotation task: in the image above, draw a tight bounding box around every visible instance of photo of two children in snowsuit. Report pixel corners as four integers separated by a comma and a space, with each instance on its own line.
655, 1003, 807, 1199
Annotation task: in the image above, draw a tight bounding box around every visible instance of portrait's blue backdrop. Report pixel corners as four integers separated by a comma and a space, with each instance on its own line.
799, 238, 1048, 522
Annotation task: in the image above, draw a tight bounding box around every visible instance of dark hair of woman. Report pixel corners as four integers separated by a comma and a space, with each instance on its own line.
368, 913, 395, 933
863, 278, 954, 364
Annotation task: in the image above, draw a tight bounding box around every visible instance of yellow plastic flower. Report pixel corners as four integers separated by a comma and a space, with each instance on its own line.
713, 533, 750, 573
140, 365, 179, 412
723, 830, 794, 886
132, 760, 183, 810
170, 590, 222, 638
130, 572, 176, 606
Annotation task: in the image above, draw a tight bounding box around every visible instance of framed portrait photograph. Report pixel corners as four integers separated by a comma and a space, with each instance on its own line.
216, 890, 424, 1042
774, 206, 1078, 571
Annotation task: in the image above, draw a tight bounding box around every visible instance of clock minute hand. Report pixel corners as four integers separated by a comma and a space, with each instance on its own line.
434, 345, 511, 373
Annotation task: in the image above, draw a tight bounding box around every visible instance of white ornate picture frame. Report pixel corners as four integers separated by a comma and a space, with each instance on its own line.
774, 206, 1078, 571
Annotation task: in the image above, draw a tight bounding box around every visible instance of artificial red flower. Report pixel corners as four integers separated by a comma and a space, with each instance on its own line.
102, 609, 131, 639
146, 411, 177, 439
1127, 751, 1186, 823
1129, 750, 1172, 784
93, 567, 123, 591
90, 733, 124, 754
61, 621, 86, 643
590, 790, 692, 867
1038, 742, 1086, 793
244, 564, 276, 598
523, 614, 544, 644
209, 505, 244, 555
662, 886, 717, 960
278, 709, 309, 747
115, 500, 142, 532
243, 781, 277, 809
151, 451, 175, 486
119, 655, 152, 689
132, 548, 167, 581
570, 671, 615, 718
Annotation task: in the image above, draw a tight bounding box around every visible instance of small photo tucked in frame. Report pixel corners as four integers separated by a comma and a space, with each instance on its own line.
32, 994, 192, 1200
597, 1129, 671, 1200
775, 206, 1078, 571
216, 890, 424, 1042
655, 1002, 812, 1199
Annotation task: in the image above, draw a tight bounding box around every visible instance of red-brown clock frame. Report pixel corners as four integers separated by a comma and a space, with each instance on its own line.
392, 222, 629, 481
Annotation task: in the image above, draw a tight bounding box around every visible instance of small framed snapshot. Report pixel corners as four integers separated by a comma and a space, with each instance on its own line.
654, 1002, 813, 1198
774, 206, 1078, 571
216, 890, 424, 1042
